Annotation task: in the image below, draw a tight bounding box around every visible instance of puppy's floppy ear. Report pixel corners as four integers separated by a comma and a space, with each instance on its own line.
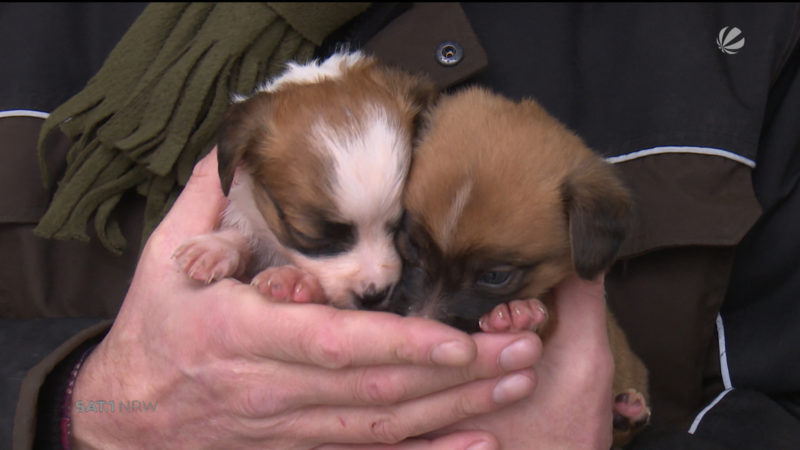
376, 65, 438, 122
216, 93, 272, 196
562, 160, 632, 279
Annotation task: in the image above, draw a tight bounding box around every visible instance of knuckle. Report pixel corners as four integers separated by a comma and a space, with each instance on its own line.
391, 341, 417, 364
308, 326, 351, 369
451, 390, 486, 419
240, 390, 270, 417
239, 383, 291, 418
367, 413, 408, 444
356, 369, 406, 405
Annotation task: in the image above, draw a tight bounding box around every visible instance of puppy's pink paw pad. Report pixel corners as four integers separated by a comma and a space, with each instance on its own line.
613, 389, 651, 432
479, 303, 512, 332
251, 266, 325, 303
479, 299, 548, 333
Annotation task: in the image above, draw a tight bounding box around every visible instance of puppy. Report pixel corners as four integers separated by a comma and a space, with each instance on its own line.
173, 51, 434, 309
381, 87, 651, 446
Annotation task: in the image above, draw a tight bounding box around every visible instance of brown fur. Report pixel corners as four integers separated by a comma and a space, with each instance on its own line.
217, 56, 435, 249
174, 52, 438, 307
399, 87, 649, 446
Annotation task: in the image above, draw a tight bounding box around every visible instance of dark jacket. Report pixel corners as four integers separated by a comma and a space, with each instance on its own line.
3, 3, 800, 449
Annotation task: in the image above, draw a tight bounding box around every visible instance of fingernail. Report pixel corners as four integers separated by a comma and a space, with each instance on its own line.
537, 304, 548, 320
498, 338, 537, 372
492, 372, 534, 404
293, 284, 308, 303
430, 340, 475, 366
526, 303, 548, 333
466, 440, 494, 450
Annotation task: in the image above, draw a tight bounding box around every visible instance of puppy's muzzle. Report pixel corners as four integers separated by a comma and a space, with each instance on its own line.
354, 284, 393, 310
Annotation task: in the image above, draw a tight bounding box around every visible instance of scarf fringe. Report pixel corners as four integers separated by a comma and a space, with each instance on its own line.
33, 2, 361, 254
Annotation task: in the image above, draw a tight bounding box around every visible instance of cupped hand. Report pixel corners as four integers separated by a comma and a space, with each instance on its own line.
69, 149, 544, 450
435, 276, 616, 449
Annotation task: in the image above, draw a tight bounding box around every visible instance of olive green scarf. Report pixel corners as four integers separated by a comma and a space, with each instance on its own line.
35, 2, 369, 254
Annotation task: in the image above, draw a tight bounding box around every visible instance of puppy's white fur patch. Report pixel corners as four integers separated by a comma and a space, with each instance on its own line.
232, 52, 367, 102
284, 108, 409, 303
439, 178, 473, 248
314, 107, 410, 224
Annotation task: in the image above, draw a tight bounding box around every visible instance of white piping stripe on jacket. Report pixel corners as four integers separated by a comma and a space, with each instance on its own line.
606, 146, 756, 168
688, 314, 734, 434
0, 109, 50, 119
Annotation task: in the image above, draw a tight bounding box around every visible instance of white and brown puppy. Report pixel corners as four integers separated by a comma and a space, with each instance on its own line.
381, 87, 650, 446
173, 51, 434, 309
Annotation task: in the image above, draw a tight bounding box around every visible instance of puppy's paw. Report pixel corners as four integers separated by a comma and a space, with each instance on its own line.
612, 388, 651, 446
479, 299, 548, 333
251, 265, 326, 304
173, 235, 244, 284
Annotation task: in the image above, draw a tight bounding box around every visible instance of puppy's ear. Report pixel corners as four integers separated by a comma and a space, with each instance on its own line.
562, 160, 632, 279
401, 72, 438, 117
376, 66, 438, 123
216, 93, 271, 196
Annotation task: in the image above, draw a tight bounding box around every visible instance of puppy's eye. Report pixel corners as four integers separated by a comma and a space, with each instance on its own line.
395, 229, 418, 260
476, 268, 516, 288
386, 216, 403, 234
289, 220, 355, 257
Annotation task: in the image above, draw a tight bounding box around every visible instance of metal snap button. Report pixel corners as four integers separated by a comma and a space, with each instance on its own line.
435, 41, 464, 66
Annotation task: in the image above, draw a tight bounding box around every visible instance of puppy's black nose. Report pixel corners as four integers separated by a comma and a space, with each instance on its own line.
355, 285, 392, 310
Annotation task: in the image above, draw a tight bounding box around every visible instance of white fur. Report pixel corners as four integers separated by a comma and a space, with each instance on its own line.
288, 109, 410, 303
222, 172, 290, 270
314, 107, 409, 225
232, 51, 367, 103
439, 178, 473, 248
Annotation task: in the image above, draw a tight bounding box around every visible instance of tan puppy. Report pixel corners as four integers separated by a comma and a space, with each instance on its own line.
384, 87, 650, 446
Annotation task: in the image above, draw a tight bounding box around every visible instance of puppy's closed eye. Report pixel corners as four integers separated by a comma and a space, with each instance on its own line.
283, 217, 356, 257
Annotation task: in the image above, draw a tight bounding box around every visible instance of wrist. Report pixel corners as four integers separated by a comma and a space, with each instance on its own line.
68, 338, 157, 449
60, 345, 97, 449
68, 324, 192, 449
33, 336, 103, 450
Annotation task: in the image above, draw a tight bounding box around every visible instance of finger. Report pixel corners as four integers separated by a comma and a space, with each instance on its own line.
221, 282, 479, 368
294, 369, 536, 446
239, 332, 540, 412
317, 430, 499, 450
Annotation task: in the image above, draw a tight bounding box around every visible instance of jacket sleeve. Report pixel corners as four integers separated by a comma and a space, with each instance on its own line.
3, 320, 110, 449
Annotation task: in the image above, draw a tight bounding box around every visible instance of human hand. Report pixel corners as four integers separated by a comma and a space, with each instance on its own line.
68, 148, 543, 450
434, 275, 615, 449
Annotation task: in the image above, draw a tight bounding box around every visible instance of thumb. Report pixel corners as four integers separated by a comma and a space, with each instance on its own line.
550, 274, 608, 340
156, 147, 227, 240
